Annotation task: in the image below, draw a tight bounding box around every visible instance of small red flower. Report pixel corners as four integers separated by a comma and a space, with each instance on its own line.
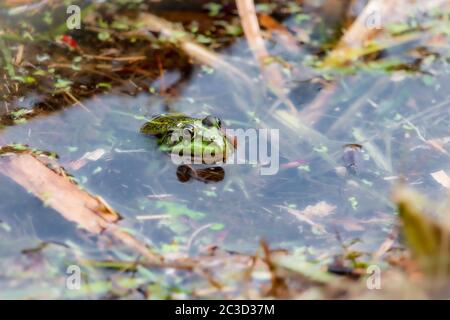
60, 35, 78, 49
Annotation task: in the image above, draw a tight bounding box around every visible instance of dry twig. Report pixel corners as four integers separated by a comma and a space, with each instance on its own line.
236, 0, 297, 113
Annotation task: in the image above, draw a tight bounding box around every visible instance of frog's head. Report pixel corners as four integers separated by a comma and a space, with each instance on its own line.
141, 114, 234, 164
164, 115, 234, 164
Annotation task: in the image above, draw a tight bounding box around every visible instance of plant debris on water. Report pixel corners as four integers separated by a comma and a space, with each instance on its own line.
0, 0, 450, 299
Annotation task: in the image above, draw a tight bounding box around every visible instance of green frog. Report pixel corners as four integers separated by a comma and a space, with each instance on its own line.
140, 113, 234, 168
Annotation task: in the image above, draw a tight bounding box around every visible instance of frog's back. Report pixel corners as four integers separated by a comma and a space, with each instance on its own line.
140, 113, 193, 135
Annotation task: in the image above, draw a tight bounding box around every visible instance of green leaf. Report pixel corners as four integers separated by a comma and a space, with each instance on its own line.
204, 3, 222, 17
11, 143, 28, 151
98, 31, 111, 41
54, 78, 73, 89
210, 223, 225, 231
196, 34, 213, 44
96, 82, 112, 89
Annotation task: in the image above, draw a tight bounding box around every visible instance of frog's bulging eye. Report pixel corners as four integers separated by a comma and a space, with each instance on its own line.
202, 116, 221, 128
182, 125, 195, 140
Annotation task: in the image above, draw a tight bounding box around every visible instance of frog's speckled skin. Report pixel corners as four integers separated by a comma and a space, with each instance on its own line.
140, 113, 194, 136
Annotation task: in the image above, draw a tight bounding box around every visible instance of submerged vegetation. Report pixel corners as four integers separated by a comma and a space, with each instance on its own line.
0, 0, 450, 299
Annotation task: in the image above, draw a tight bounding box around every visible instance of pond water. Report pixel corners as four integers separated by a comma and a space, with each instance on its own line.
0, 0, 449, 298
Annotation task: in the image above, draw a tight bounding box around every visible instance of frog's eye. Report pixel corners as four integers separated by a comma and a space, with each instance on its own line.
202, 116, 221, 128
182, 124, 195, 140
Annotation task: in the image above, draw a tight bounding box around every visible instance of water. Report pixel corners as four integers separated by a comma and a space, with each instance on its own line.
0, 0, 449, 298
